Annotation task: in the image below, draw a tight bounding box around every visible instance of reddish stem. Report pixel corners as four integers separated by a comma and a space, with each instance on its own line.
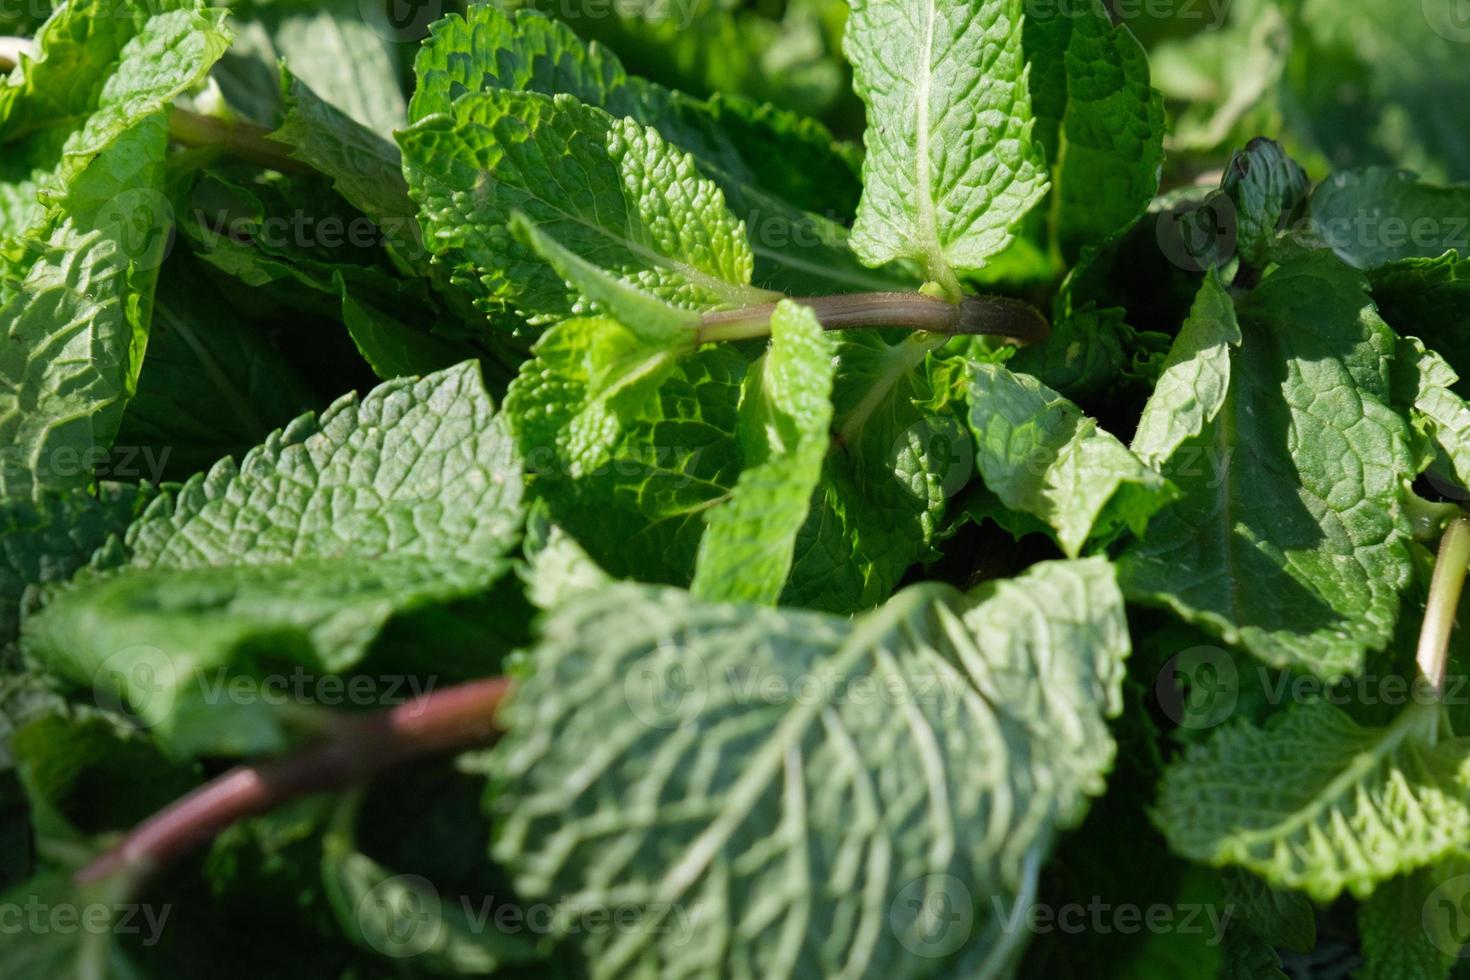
76, 677, 513, 887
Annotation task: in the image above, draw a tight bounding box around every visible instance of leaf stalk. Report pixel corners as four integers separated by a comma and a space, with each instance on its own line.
696, 292, 1049, 346
1417, 514, 1470, 698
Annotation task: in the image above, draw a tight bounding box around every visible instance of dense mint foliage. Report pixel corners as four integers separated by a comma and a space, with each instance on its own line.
2, 2, 1469, 977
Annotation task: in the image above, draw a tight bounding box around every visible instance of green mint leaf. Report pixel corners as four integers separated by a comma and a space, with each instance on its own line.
1131, 271, 1241, 468
1309, 168, 1470, 270
1356, 855, 1470, 980
399, 89, 766, 325
1373, 252, 1470, 408
692, 300, 835, 604
781, 334, 967, 612
1219, 137, 1311, 267
0, 484, 151, 654
492, 558, 1128, 977
1218, 869, 1316, 955
506, 323, 746, 585
966, 363, 1171, 558
1119, 253, 1414, 679
845, 0, 1048, 289
22, 363, 523, 757
1156, 701, 1470, 902
0, 118, 170, 499
114, 254, 318, 482
1393, 336, 1470, 490
1024, 0, 1166, 260
508, 211, 701, 340
409, 6, 903, 297
0, 0, 230, 234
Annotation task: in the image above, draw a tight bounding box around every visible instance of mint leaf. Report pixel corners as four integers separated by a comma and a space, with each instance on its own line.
1309, 168, 1470, 270
507, 326, 746, 586
0, 119, 170, 499
22, 363, 523, 756
0, 484, 150, 653
1131, 271, 1241, 468
408, 6, 902, 296
1119, 253, 1415, 678
1374, 253, 1470, 398
493, 558, 1129, 977
114, 255, 318, 482
1393, 336, 1470, 491
845, 0, 1048, 289
399, 89, 767, 324
966, 363, 1170, 557
1024, 0, 1165, 259
1156, 701, 1470, 901
1357, 855, 1470, 980
692, 300, 835, 604
1219, 137, 1310, 267
0, 0, 230, 234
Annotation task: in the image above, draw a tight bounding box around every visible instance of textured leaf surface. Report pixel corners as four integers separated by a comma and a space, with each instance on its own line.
0, 119, 170, 499
1024, 0, 1165, 259
1217, 138, 1310, 267
114, 256, 318, 482
399, 89, 764, 324
966, 363, 1169, 558
1393, 336, 1470, 490
1356, 854, 1470, 980
1156, 701, 1470, 902
1119, 253, 1415, 678
845, 0, 1048, 288
408, 5, 899, 296
23, 364, 523, 756
493, 558, 1129, 978
0, 0, 229, 234
506, 323, 746, 587
1131, 271, 1240, 468
692, 301, 835, 604
1309, 168, 1470, 270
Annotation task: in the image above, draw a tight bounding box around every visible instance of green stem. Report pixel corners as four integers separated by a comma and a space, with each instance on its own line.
166, 106, 312, 174
697, 292, 1049, 345
1417, 515, 1470, 697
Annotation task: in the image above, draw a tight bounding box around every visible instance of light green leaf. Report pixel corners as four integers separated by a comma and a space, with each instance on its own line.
506, 323, 746, 586
0, 118, 171, 499
1131, 271, 1241, 468
493, 558, 1129, 978
509, 211, 700, 341
844, 0, 1048, 290
0, 0, 230, 234
692, 301, 835, 604
1157, 701, 1470, 902
408, 5, 901, 296
1119, 252, 1415, 679
1393, 336, 1470, 491
966, 363, 1170, 558
399, 89, 767, 324
22, 363, 523, 757
1024, 0, 1165, 260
